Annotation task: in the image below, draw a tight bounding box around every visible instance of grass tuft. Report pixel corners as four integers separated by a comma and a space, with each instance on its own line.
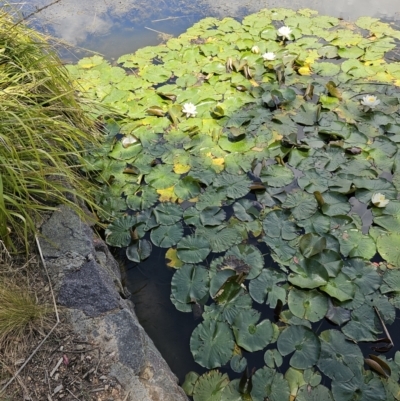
0, 9, 105, 252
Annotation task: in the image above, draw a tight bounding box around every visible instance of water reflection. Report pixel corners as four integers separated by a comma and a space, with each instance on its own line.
5, 0, 400, 59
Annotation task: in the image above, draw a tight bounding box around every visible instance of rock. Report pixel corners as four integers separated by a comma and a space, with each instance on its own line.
40, 206, 188, 401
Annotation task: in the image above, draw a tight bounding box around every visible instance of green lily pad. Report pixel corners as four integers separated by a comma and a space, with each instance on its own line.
263, 210, 298, 240
317, 330, 363, 382
150, 223, 183, 247
260, 164, 295, 187
320, 272, 355, 302
105, 215, 137, 247
225, 244, 264, 280
251, 367, 290, 401
249, 269, 287, 308
277, 325, 321, 369
193, 370, 230, 401
153, 202, 183, 225
190, 320, 235, 368
288, 288, 328, 323
377, 232, 400, 266
177, 235, 211, 263
126, 239, 152, 262
332, 371, 386, 401
232, 309, 274, 352
296, 384, 333, 401
171, 264, 209, 305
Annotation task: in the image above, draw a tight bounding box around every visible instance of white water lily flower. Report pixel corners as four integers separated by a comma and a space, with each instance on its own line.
251, 45, 260, 54
262, 52, 276, 61
182, 102, 197, 118
277, 26, 292, 40
361, 95, 380, 108
371, 193, 389, 207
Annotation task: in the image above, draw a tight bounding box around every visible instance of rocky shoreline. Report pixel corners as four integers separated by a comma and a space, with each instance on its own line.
39, 205, 188, 401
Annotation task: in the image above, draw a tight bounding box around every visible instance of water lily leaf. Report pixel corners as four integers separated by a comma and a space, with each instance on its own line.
288, 288, 328, 323
342, 304, 381, 342
109, 140, 142, 160
213, 173, 251, 199
105, 215, 137, 247
232, 309, 274, 352
277, 325, 321, 369
153, 202, 183, 225
174, 177, 201, 200
126, 187, 158, 211
204, 291, 253, 324
342, 258, 381, 295
321, 192, 352, 216
177, 235, 211, 263
200, 207, 226, 226
230, 355, 247, 373
260, 164, 295, 187
190, 320, 235, 368
171, 264, 209, 305
288, 258, 329, 289
197, 226, 242, 253
338, 229, 376, 259
311, 250, 343, 277
284, 367, 306, 399
183, 206, 201, 226
317, 330, 363, 382
264, 349, 283, 369
225, 244, 264, 280
263, 210, 298, 240
251, 367, 290, 401
145, 164, 180, 189
320, 272, 355, 302
282, 190, 318, 220
296, 384, 333, 401
332, 371, 386, 401
298, 168, 330, 193
381, 269, 400, 294
126, 239, 152, 262
165, 247, 184, 269
192, 370, 230, 401
233, 199, 261, 222
182, 371, 200, 396
249, 269, 287, 308
299, 233, 326, 258
150, 223, 183, 247
377, 232, 400, 266
325, 299, 351, 326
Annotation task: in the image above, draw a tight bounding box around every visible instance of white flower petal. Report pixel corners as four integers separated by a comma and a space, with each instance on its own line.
371, 192, 389, 207
182, 102, 197, 117
361, 95, 380, 108
262, 52, 276, 61
277, 26, 292, 39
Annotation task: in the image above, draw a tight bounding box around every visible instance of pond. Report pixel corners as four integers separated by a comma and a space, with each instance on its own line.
10, 1, 400, 400
7, 0, 400, 60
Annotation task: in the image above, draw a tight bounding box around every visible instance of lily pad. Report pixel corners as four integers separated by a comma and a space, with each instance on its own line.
190, 320, 235, 368
288, 288, 328, 323
277, 325, 321, 369
232, 309, 274, 352
177, 235, 211, 263
317, 330, 363, 382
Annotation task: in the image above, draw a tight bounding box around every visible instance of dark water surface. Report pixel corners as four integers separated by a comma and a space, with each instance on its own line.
8, 0, 400, 386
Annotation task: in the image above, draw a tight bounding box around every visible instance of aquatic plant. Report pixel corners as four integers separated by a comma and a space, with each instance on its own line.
69, 8, 400, 400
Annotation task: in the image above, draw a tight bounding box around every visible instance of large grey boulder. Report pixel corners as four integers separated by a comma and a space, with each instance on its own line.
40, 205, 188, 401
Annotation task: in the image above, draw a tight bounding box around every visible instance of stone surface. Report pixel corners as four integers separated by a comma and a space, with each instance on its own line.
39, 205, 188, 401
58, 259, 121, 317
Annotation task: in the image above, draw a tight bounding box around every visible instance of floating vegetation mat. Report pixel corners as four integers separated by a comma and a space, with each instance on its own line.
68, 8, 400, 401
